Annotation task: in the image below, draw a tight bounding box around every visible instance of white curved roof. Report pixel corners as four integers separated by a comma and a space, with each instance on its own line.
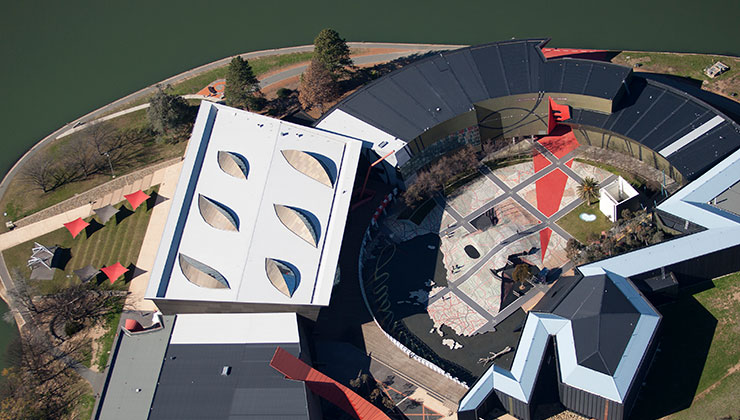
146, 102, 361, 306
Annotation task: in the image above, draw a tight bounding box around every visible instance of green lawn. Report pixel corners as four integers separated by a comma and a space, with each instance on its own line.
95, 306, 122, 371
3, 186, 159, 295
1, 109, 186, 225
632, 273, 740, 420
117, 50, 316, 111
555, 201, 612, 243
168, 51, 314, 96
73, 383, 96, 420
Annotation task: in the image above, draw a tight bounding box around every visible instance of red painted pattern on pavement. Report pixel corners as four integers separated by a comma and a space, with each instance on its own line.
533, 151, 551, 173
539, 228, 553, 262
535, 168, 569, 219
533, 128, 579, 261
270, 347, 392, 420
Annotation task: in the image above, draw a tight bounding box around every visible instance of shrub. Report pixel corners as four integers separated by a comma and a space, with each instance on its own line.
276, 88, 292, 98
64, 321, 84, 337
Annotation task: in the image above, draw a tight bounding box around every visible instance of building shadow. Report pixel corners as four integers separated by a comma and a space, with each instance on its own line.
630, 289, 717, 419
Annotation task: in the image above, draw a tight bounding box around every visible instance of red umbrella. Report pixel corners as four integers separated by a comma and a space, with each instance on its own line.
124, 190, 150, 210
63, 217, 90, 238
101, 262, 128, 284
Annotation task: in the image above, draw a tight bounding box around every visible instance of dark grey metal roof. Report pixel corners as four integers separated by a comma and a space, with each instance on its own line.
571, 76, 740, 180
148, 343, 310, 420
96, 315, 175, 420
319, 39, 630, 141
552, 274, 640, 376
320, 39, 740, 182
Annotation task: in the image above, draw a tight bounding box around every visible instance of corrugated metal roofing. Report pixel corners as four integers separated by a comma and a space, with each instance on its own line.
270, 347, 392, 420
319, 39, 630, 142
149, 343, 310, 420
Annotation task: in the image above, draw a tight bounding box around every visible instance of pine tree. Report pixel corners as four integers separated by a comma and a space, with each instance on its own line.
299, 58, 339, 114
224, 56, 262, 110
313, 28, 353, 76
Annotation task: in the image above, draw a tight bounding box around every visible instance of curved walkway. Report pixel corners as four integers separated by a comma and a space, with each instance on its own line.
0, 42, 462, 204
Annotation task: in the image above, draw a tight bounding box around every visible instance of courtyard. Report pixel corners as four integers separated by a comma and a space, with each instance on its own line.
362, 130, 616, 384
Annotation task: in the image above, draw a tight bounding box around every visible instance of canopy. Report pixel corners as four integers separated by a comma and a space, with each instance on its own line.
74, 265, 100, 283
101, 262, 128, 284
94, 204, 119, 224
124, 190, 150, 211
63, 217, 89, 238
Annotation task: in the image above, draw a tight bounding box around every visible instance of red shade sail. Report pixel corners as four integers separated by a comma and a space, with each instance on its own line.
124, 190, 150, 210
63, 217, 90, 238
270, 347, 391, 420
101, 262, 128, 284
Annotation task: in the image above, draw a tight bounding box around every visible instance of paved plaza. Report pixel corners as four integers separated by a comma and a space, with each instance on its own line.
375, 130, 616, 339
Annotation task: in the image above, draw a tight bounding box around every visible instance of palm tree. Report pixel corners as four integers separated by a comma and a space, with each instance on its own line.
578, 177, 599, 206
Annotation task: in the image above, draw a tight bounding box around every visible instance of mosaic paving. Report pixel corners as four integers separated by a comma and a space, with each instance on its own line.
571, 161, 612, 184
427, 291, 488, 336
495, 162, 535, 189
447, 175, 502, 217
457, 264, 502, 316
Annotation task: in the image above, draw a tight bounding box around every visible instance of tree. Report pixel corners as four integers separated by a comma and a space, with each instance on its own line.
147, 85, 189, 135
0, 333, 84, 420
299, 58, 339, 114
512, 264, 530, 290
22, 153, 67, 193
578, 177, 599, 206
224, 57, 262, 110
313, 28, 352, 76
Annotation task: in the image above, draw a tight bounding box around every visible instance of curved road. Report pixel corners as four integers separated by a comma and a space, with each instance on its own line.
0, 42, 463, 205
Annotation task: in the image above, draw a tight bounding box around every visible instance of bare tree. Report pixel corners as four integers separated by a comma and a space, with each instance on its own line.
62, 136, 99, 180
85, 120, 117, 157
21, 153, 67, 193
299, 58, 339, 114
0, 332, 84, 420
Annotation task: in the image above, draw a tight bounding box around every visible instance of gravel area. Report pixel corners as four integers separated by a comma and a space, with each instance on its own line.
13, 157, 181, 227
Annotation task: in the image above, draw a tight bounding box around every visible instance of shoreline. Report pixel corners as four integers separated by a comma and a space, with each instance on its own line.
0, 41, 462, 207
6, 42, 739, 206
1, 41, 738, 317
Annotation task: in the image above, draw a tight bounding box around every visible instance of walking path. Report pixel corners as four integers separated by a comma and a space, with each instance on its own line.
0, 42, 460, 204
423, 137, 618, 333
0, 159, 181, 251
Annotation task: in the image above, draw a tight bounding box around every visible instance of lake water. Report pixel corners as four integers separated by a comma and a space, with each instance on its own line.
0, 0, 738, 370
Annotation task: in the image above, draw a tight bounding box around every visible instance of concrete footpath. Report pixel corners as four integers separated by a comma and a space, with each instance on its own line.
125, 162, 183, 311
0, 160, 181, 252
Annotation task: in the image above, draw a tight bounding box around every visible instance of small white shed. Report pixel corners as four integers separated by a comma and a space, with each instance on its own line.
600, 176, 640, 221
